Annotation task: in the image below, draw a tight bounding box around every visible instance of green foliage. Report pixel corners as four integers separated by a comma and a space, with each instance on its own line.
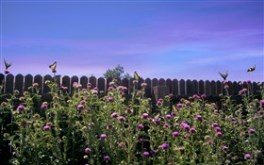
0, 78, 264, 165
103, 65, 131, 79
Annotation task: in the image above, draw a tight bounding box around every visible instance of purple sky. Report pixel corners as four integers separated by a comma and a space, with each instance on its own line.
1, 0, 263, 81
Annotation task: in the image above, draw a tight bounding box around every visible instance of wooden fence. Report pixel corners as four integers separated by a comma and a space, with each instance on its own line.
0, 73, 263, 99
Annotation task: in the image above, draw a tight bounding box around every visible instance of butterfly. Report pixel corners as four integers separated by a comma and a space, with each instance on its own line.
218, 71, 228, 80
134, 71, 140, 80
49, 61, 57, 73
4, 59, 11, 74
247, 65, 256, 72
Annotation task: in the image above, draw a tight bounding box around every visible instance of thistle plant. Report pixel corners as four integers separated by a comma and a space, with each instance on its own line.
1, 76, 263, 165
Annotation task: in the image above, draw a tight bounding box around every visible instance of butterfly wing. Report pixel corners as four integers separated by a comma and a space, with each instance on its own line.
49, 61, 57, 73
247, 65, 256, 72
134, 71, 140, 80
218, 71, 228, 80
4, 59, 11, 69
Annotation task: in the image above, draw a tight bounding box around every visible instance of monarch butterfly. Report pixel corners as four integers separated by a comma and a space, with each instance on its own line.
218, 71, 228, 80
247, 65, 256, 72
134, 71, 140, 80
49, 61, 57, 73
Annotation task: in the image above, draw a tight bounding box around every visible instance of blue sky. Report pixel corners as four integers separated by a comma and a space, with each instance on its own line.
1, 0, 263, 81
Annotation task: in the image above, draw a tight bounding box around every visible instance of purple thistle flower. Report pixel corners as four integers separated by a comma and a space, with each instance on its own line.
103, 155, 110, 162
117, 86, 127, 92
152, 118, 161, 125
239, 88, 247, 95
222, 145, 229, 151
85, 147, 91, 154
107, 86, 114, 91
156, 98, 163, 106
248, 128, 256, 134
189, 127, 196, 134
165, 114, 172, 119
192, 94, 200, 99
176, 103, 183, 108
41, 102, 48, 110
260, 100, 264, 107
110, 112, 118, 118
72, 82, 81, 88
60, 85, 68, 91
244, 153, 252, 160
212, 123, 219, 128
172, 131, 180, 137
201, 94, 207, 99
195, 114, 202, 120
258, 110, 264, 115
214, 127, 222, 132
91, 89, 98, 94
100, 134, 107, 139
141, 113, 149, 119
137, 124, 144, 130
170, 111, 176, 117
17, 104, 25, 112
143, 151, 149, 157
215, 132, 223, 137
180, 122, 190, 130
77, 104, 84, 111
163, 123, 169, 129
117, 116, 126, 121
43, 125, 51, 131
106, 96, 114, 102
160, 143, 169, 150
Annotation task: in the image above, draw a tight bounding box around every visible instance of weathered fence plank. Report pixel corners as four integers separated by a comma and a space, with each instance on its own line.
232, 81, 241, 95
186, 80, 195, 96
54, 75, 61, 87
106, 78, 113, 92
14, 74, 24, 94
211, 81, 217, 96
192, 80, 198, 95
158, 78, 166, 86
43, 75, 53, 94
198, 80, 205, 95
80, 76, 88, 89
145, 78, 152, 98
179, 79, 186, 96
61, 76, 71, 93
172, 79, 178, 95
5, 74, 14, 94
252, 82, 260, 95
89, 76, 97, 89
98, 77, 106, 94
33, 75, 43, 94
216, 81, 222, 95
0, 73, 4, 93
24, 74, 33, 92
227, 81, 233, 95
205, 80, 211, 95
